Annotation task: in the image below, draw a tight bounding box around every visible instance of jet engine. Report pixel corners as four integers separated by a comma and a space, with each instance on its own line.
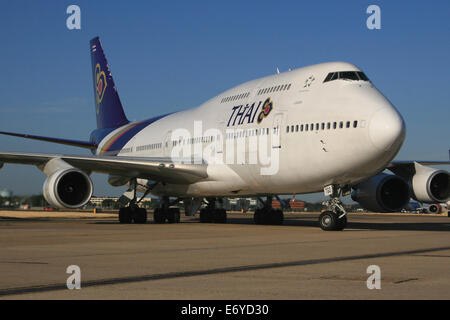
410, 167, 450, 203
352, 173, 410, 212
428, 204, 442, 214
43, 167, 93, 209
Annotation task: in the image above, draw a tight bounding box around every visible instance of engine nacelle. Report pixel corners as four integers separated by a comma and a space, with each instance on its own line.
43, 168, 93, 209
410, 166, 450, 203
352, 173, 410, 212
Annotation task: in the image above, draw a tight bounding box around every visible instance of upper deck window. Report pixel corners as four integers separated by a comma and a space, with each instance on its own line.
323, 71, 370, 83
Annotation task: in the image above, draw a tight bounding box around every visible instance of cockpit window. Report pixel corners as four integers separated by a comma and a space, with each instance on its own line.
339, 71, 359, 81
323, 71, 370, 83
323, 72, 334, 82
357, 71, 369, 81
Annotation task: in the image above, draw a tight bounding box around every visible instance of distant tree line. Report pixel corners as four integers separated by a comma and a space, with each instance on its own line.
0, 194, 49, 208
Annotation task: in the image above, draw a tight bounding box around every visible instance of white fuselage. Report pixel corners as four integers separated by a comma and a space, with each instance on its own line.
96, 62, 406, 197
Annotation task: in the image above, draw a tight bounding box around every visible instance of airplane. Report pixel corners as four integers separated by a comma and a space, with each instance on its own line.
0, 36, 449, 231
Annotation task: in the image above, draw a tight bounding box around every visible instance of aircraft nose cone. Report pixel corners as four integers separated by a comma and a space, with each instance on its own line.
369, 107, 405, 151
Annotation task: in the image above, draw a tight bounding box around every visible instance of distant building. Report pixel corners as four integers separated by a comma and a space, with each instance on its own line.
89, 196, 152, 208
223, 198, 257, 211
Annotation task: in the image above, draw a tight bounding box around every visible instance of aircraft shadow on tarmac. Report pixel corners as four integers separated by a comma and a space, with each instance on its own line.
90, 214, 450, 232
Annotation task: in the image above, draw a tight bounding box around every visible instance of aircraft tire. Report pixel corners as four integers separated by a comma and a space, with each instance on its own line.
153, 208, 166, 224
214, 209, 227, 223
133, 208, 147, 224
167, 208, 181, 223
119, 207, 132, 224
319, 211, 345, 231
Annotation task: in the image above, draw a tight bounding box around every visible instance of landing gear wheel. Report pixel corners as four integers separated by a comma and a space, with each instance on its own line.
133, 208, 147, 224
319, 211, 345, 231
119, 207, 132, 224
336, 214, 347, 230
200, 208, 212, 223
153, 208, 165, 224
254, 209, 263, 224
271, 209, 284, 225
214, 208, 227, 223
167, 208, 181, 223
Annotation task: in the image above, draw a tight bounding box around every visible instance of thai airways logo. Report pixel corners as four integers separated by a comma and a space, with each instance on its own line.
95, 63, 107, 106
257, 98, 273, 124
227, 98, 274, 127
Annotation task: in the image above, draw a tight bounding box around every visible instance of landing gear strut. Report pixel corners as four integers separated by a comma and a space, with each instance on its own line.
118, 179, 148, 224
319, 185, 347, 231
199, 198, 227, 223
254, 196, 284, 225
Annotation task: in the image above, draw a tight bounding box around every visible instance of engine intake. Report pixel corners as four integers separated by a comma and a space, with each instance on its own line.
43, 168, 93, 208
352, 173, 410, 212
411, 169, 450, 203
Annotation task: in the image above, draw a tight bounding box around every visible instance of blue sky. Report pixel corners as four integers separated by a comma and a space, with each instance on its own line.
0, 0, 449, 201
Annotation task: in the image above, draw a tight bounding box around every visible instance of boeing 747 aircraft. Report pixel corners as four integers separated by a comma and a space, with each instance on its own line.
0, 37, 449, 230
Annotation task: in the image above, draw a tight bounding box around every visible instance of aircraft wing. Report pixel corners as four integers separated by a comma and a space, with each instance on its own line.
388, 160, 450, 167
387, 160, 450, 177
0, 152, 208, 184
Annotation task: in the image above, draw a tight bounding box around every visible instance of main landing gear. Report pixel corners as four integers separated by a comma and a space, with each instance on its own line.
319, 185, 348, 231
199, 198, 227, 223
118, 179, 148, 224
254, 196, 284, 225
153, 196, 181, 224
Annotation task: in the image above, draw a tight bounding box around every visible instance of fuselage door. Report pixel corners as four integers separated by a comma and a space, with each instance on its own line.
272, 113, 284, 149
163, 130, 172, 157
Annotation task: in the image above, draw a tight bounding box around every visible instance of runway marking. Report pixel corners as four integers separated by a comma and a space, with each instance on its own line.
1, 245, 449, 297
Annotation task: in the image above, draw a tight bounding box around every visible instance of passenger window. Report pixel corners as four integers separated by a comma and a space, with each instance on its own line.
327, 122, 331, 129
321, 123, 325, 130
353, 120, 358, 128
305, 124, 309, 131
300, 124, 304, 131
339, 121, 343, 128
333, 122, 337, 129
346, 121, 350, 128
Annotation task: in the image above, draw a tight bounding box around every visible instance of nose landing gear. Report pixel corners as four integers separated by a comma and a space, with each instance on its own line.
319, 185, 348, 231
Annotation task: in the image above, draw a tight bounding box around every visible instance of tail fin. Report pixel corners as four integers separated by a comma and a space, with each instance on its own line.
90, 37, 129, 129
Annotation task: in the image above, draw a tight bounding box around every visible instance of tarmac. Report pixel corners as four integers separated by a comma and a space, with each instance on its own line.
0, 210, 449, 299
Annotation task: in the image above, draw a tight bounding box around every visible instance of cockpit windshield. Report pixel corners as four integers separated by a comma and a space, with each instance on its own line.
323, 71, 370, 83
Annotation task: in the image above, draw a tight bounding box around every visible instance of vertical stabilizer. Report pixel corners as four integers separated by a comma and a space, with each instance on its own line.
90, 37, 129, 129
